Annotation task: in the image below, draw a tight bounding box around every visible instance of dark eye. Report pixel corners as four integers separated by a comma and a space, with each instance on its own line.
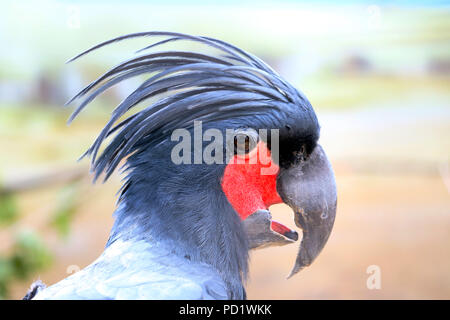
233, 128, 258, 155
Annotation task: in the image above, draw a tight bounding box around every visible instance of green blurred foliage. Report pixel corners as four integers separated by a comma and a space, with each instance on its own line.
0, 178, 81, 299
0, 193, 19, 226
0, 231, 52, 299
50, 183, 80, 237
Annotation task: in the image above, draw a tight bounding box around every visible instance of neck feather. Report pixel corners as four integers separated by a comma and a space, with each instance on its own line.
106, 155, 249, 299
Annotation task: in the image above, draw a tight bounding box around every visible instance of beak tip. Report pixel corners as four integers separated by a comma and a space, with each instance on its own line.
286, 264, 306, 279
284, 230, 299, 242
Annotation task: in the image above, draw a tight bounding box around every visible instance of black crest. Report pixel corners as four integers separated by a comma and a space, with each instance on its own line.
67, 31, 309, 181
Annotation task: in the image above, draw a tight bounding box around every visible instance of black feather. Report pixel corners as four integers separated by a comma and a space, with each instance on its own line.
67, 31, 307, 181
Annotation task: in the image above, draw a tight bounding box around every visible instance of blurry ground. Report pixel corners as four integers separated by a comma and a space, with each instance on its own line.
1, 1, 449, 299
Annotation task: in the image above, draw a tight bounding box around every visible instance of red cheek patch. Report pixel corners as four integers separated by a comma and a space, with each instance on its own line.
221, 141, 283, 220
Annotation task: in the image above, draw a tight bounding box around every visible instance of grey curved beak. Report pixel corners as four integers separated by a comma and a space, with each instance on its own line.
276, 144, 337, 278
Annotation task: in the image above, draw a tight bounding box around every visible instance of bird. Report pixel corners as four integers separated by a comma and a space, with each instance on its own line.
26, 31, 337, 300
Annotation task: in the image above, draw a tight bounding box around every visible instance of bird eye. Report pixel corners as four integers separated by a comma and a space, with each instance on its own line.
233, 128, 258, 156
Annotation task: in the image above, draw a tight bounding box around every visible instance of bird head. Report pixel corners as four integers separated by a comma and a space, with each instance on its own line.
67, 32, 337, 285
221, 124, 337, 278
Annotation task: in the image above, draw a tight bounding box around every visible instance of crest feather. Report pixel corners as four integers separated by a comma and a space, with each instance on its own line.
67, 31, 303, 181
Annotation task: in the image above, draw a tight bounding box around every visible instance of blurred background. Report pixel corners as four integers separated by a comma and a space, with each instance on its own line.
0, 0, 449, 299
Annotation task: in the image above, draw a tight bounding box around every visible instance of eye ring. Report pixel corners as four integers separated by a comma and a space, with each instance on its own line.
233, 128, 259, 156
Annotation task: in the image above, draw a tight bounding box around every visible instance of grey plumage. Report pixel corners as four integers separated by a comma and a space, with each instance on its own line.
23, 280, 46, 300
33, 239, 228, 300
